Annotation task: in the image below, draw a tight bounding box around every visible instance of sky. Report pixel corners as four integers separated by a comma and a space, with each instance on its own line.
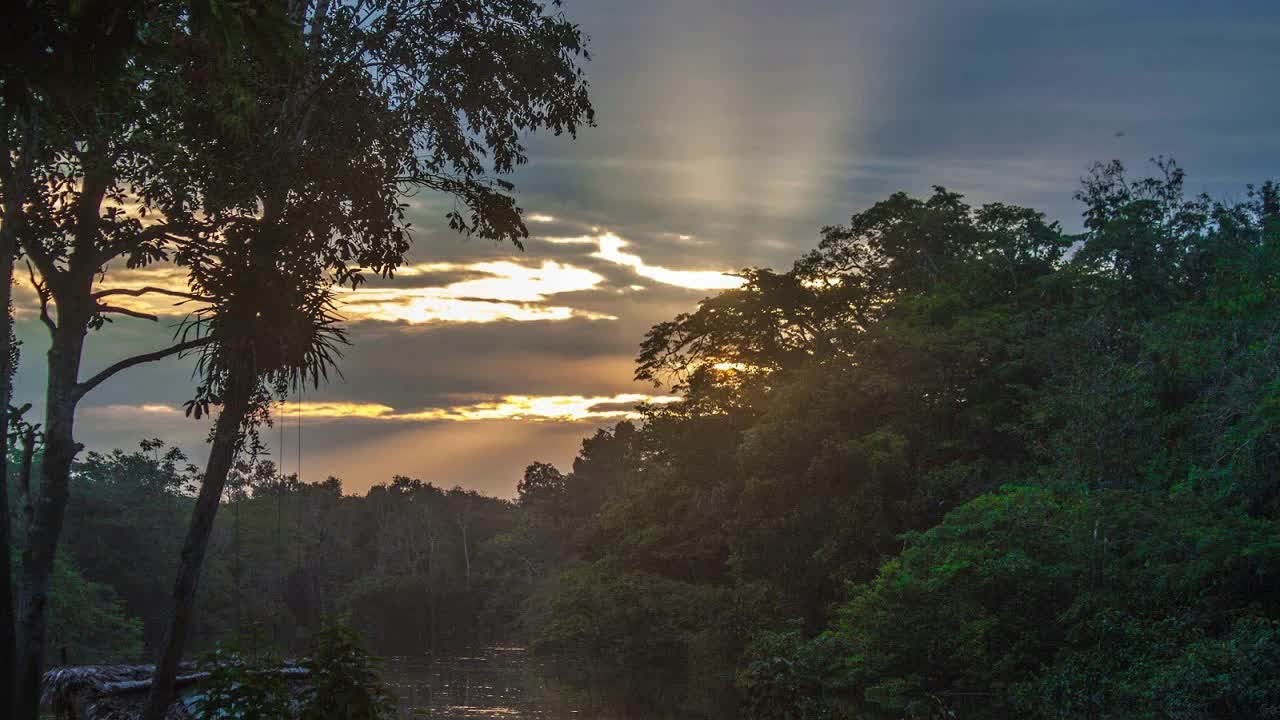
12, 0, 1280, 497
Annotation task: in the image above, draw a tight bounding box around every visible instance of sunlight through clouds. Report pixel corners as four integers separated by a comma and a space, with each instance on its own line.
96, 394, 681, 424
339, 259, 616, 324
30, 258, 619, 326
83, 403, 184, 418
593, 232, 743, 290
339, 292, 614, 324
16, 227, 742, 327
544, 231, 744, 290
392, 393, 679, 422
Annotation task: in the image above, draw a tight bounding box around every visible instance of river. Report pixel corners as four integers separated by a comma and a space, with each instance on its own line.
381, 648, 735, 719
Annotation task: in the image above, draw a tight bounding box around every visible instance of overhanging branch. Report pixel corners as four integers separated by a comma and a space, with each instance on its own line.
73, 336, 214, 402
97, 304, 159, 322
93, 286, 213, 304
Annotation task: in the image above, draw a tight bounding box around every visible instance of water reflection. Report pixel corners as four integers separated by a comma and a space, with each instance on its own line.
381, 648, 732, 719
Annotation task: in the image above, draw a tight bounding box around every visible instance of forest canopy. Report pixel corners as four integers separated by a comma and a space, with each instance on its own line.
14, 160, 1280, 720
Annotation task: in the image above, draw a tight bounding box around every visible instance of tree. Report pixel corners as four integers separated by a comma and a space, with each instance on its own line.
143, 2, 594, 717
517, 461, 567, 509
0, 3, 50, 700
5, 5, 226, 715
144, 238, 344, 719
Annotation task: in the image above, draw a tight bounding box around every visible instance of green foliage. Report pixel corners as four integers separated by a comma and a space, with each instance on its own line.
534, 161, 1280, 718
739, 626, 851, 720
517, 461, 567, 510
191, 621, 393, 720
298, 620, 394, 720
44, 552, 144, 664
60, 442, 200, 649
800, 486, 1280, 719
33, 159, 1280, 720
529, 561, 723, 670
191, 640, 293, 720
37, 448, 527, 658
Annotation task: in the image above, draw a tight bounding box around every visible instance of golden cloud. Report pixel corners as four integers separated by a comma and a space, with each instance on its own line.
125, 394, 681, 424
391, 393, 680, 422
545, 232, 744, 291
82, 403, 184, 418
17, 226, 741, 326
15, 258, 617, 326
338, 259, 615, 324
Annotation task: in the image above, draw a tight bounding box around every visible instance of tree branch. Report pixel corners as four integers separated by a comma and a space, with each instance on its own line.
92, 286, 213, 304
73, 337, 214, 402
96, 304, 159, 322
93, 220, 211, 267
25, 260, 55, 333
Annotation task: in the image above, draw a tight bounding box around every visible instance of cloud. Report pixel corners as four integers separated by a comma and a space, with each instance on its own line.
22, 229, 743, 326
25, 258, 618, 326
112, 393, 680, 426
544, 231, 744, 290
84, 403, 184, 418
393, 393, 679, 422
339, 259, 616, 324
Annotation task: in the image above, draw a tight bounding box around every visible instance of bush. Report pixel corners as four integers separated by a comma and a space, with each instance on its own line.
191, 640, 293, 720
299, 620, 395, 720
192, 620, 393, 720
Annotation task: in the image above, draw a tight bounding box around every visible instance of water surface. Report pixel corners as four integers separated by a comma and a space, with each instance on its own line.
382, 648, 730, 719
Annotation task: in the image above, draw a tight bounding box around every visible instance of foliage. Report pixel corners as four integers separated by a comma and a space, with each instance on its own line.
739, 626, 851, 720
298, 620, 394, 720
33, 159, 1280, 720
517, 461, 567, 510
795, 487, 1280, 718
44, 552, 144, 665
191, 620, 393, 720
191, 638, 294, 720
529, 561, 723, 670
541, 160, 1280, 718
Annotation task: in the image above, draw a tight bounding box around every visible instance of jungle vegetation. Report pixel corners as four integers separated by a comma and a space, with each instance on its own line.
13, 160, 1280, 719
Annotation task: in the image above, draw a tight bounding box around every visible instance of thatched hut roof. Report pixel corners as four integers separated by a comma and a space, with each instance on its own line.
41, 664, 309, 720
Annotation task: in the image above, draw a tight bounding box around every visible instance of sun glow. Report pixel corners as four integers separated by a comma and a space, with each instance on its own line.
544, 231, 744, 291
19, 225, 744, 326
172, 394, 682, 424
26, 258, 618, 326
593, 232, 743, 290
393, 393, 680, 422
340, 259, 614, 324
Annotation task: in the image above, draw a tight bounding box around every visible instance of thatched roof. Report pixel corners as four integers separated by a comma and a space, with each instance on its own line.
41, 664, 309, 720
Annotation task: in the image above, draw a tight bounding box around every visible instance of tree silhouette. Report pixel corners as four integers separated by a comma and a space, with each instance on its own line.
140, 1, 595, 716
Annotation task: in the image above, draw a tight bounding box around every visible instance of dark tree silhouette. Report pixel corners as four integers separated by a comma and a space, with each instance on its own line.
518, 462, 568, 508
141, 1, 594, 717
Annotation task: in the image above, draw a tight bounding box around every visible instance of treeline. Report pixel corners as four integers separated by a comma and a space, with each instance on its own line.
509, 161, 1280, 719
11, 448, 527, 662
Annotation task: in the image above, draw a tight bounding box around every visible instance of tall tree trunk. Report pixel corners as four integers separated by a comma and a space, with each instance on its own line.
232, 492, 242, 633
1, 95, 36, 718
0, 228, 17, 718
15, 315, 87, 720
142, 363, 255, 720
